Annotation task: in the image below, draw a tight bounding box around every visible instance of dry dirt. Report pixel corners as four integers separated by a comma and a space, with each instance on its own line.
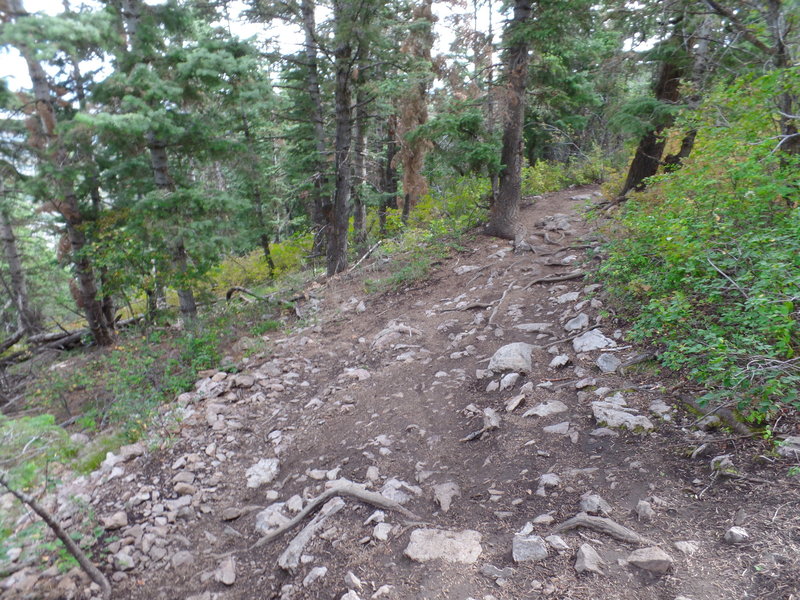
7, 187, 800, 600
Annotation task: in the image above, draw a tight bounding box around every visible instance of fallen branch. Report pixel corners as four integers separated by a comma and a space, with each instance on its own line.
488, 280, 517, 327
0, 472, 111, 599
0, 329, 24, 354
246, 480, 421, 553
552, 512, 653, 546
679, 395, 752, 436
522, 271, 584, 290
348, 240, 383, 272
438, 302, 492, 313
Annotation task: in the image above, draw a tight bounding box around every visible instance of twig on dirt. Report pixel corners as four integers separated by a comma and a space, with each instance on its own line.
464, 266, 491, 288
543, 332, 584, 349
242, 480, 421, 553
522, 271, 584, 290
552, 512, 653, 546
349, 240, 383, 273
488, 280, 517, 327
438, 302, 492, 313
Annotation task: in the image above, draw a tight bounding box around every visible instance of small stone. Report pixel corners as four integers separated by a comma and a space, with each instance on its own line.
113, 551, 135, 571
545, 535, 569, 551
532, 513, 554, 525
480, 564, 515, 580
523, 400, 568, 418
565, 313, 589, 332
499, 372, 520, 391
404, 528, 482, 564
221, 507, 243, 521
302, 566, 327, 587
673, 541, 699, 555
636, 500, 655, 521
543, 421, 570, 434
246, 458, 280, 488
627, 547, 673, 574
344, 571, 362, 590
573, 330, 616, 353
512, 528, 549, 563
579, 493, 612, 515
373, 523, 392, 541
777, 436, 800, 459
174, 482, 197, 496
548, 354, 570, 368
103, 511, 128, 530
433, 482, 460, 513
596, 353, 621, 373
724, 526, 749, 544
171, 551, 195, 570
341, 592, 362, 600
286, 495, 304, 513
575, 543, 604, 574
215, 557, 236, 585
488, 343, 535, 374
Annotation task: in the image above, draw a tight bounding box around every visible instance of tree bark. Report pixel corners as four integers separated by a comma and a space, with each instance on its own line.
301, 0, 330, 257
0, 199, 41, 335
326, 30, 354, 276
765, 0, 799, 155
379, 114, 399, 234
352, 66, 368, 248
486, 0, 532, 240
7, 0, 113, 345
619, 58, 683, 196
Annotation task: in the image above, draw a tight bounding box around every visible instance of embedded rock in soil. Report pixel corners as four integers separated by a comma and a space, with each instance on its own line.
573, 329, 616, 353
579, 493, 612, 516
565, 313, 589, 332
592, 394, 654, 432
403, 528, 482, 564
433, 482, 460, 513
102, 511, 128, 530
302, 566, 327, 587
514, 323, 555, 334
215, 557, 236, 585
488, 343, 535, 374
627, 547, 673, 574
777, 436, 800, 459
636, 500, 655, 521
596, 353, 621, 373
545, 535, 570, 551
246, 458, 280, 488
523, 400, 568, 418
512, 524, 549, 563
724, 527, 749, 544
575, 543, 604, 574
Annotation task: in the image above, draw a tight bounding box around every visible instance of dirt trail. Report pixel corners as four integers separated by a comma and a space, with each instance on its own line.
7, 187, 799, 600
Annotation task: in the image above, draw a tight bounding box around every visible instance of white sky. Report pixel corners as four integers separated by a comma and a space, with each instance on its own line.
1, 0, 502, 92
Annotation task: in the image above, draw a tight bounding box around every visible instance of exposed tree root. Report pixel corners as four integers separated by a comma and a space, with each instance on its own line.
552, 512, 653, 546
522, 271, 584, 290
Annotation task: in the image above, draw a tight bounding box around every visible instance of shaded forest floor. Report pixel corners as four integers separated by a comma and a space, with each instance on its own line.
3, 187, 800, 600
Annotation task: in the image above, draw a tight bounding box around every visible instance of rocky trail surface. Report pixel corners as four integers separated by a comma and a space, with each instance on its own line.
5, 187, 799, 600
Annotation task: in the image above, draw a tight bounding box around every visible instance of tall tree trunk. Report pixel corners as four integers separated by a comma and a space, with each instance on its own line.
619, 58, 683, 196
395, 0, 435, 218
765, 0, 799, 155
301, 0, 330, 257
486, 0, 532, 240
147, 134, 197, 320
326, 34, 354, 276
379, 114, 399, 234
7, 0, 113, 345
0, 197, 41, 335
352, 66, 368, 248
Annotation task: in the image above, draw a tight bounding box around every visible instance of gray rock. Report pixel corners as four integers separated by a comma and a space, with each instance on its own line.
579, 493, 612, 515
480, 564, 515, 580
548, 354, 571, 368
556, 291, 580, 304
649, 399, 672, 418
344, 571, 362, 591
523, 400, 568, 418
302, 566, 327, 587
543, 421, 570, 434
592, 393, 654, 432
488, 343, 535, 374
279, 498, 345, 571
545, 535, 570, 551
565, 313, 589, 332
724, 526, 749, 544
627, 547, 673, 574
575, 543, 604, 574
636, 500, 655, 521
536, 473, 561, 496
433, 482, 460, 513
246, 458, 280, 488
514, 323, 555, 334
171, 551, 195, 570
102, 511, 128, 530
113, 551, 135, 571
341, 592, 362, 600
777, 436, 800, 459
404, 528, 482, 564
373, 523, 392, 541
596, 353, 621, 373
500, 372, 520, 391
673, 541, 699, 555
512, 527, 549, 563
255, 504, 291, 534
174, 482, 197, 496
215, 557, 236, 585
573, 330, 616, 353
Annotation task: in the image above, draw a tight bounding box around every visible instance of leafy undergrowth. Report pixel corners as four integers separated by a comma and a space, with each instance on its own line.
601, 71, 800, 423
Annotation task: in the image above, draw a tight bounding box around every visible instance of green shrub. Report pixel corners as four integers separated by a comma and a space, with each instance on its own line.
601, 70, 800, 420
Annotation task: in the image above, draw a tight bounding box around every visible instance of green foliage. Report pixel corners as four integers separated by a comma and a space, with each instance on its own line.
601, 71, 800, 419
0, 414, 75, 489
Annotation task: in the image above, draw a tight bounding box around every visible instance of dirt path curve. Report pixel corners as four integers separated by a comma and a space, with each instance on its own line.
18, 187, 799, 600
